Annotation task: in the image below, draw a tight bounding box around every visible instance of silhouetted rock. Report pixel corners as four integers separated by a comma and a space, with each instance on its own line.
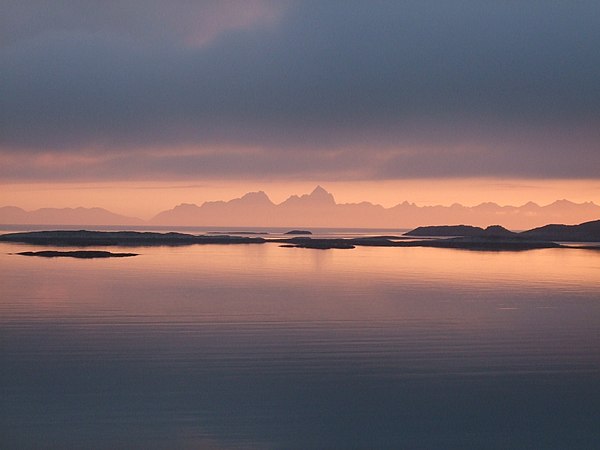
284, 230, 312, 235
0, 230, 266, 246
360, 235, 407, 240
481, 225, 517, 237
405, 224, 523, 239
208, 231, 268, 235
520, 219, 600, 242
4, 223, 594, 252
404, 219, 600, 246
279, 237, 355, 249
399, 236, 560, 251
16, 250, 138, 258
349, 237, 400, 246
404, 225, 485, 237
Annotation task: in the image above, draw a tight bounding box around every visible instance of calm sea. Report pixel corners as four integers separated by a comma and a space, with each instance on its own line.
1, 234, 599, 449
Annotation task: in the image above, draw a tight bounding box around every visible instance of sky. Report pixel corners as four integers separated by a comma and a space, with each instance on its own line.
1, 1, 600, 216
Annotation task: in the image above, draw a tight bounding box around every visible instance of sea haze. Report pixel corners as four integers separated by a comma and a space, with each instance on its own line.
1, 240, 599, 449
3, 186, 600, 229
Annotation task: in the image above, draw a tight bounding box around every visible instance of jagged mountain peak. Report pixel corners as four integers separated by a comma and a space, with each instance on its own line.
307, 185, 335, 203
280, 186, 336, 206
173, 203, 200, 210
547, 199, 577, 207
311, 185, 329, 195
521, 201, 540, 208
239, 191, 273, 204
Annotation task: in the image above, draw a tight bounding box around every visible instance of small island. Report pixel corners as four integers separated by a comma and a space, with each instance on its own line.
280, 237, 354, 249
16, 250, 138, 259
208, 231, 268, 235
284, 230, 313, 235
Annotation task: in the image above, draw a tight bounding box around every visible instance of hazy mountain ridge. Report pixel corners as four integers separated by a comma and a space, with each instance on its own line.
149, 186, 600, 229
2, 186, 600, 228
0, 206, 144, 226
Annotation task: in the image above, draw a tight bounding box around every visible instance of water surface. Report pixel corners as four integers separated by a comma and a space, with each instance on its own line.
1, 241, 599, 449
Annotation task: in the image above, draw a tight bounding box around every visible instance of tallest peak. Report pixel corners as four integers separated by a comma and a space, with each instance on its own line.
307, 185, 336, 204
311, 185, 329, 195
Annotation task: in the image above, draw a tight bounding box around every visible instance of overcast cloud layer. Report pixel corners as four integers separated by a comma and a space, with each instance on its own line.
1, 0, 599, 181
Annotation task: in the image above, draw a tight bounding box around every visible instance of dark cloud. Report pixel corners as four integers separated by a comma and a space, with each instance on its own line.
1, 0, 599, 180
0, 0, 281, 47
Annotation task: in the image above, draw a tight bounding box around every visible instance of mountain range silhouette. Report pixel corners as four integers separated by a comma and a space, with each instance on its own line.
2, 186, 600, 229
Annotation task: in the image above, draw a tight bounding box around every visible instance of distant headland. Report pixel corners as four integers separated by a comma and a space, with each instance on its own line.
406, 220, 600, 242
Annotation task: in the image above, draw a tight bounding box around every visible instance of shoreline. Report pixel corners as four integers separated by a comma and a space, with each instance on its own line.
2, 229, 598, 251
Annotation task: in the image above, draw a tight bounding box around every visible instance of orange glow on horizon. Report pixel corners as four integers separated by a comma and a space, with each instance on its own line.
2, 178, 600, 220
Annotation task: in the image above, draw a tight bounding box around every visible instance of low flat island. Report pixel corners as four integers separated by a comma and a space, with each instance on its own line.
16, 250, 138, 258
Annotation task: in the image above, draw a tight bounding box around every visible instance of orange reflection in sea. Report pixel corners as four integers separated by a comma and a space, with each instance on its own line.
1, 242, 598, 325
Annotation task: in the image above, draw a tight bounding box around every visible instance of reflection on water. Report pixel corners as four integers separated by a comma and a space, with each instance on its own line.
1, 242, 599, 449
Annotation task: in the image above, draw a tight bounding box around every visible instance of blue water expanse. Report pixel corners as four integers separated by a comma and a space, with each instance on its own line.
1, 236, 599, 449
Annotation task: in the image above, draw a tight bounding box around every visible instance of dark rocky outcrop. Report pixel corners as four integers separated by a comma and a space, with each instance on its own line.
404, 225, 516, 238
279, 238, 354, 249
16, 250, 138, 258
398, 236, 560, 251
0, 230, 266, 246
404, 225, 486, 237
483, 225, 517, 238
284, 230, 312, 235
406, 219, 600, 242
520, 219, 600, 242
6, 223, 599, 252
